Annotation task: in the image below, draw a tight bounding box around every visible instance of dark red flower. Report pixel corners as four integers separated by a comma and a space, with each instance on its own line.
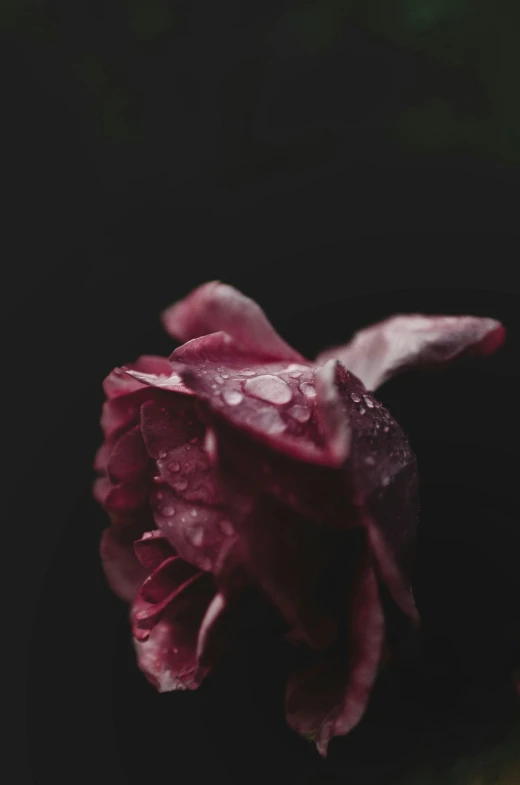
95, 281, 505, 755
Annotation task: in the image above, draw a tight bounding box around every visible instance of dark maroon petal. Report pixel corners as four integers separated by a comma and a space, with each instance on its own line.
216, 485, 340, 650
161, 281, 306, 363
150, 484, 234, 574
139, 555, 199, 603
133, 570, 206, 640
363, 510, 419, 625
140, 398, 221, 505
317, 314, 505, 391
103, 477, 150, 515
100, 525, 149, 603
286, 553, 385, 757
106, 425, 150, 482
134, 531, 176, 570
100, 387, 158, 442
132, 574, 215, 691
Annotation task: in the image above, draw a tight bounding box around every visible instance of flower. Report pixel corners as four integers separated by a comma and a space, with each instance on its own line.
94, 281, 505, 755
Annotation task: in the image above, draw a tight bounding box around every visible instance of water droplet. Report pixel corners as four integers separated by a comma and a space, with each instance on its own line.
289, 404, 311, 423
363, 395, 375, 409
247, 407, 286, 434
173, 647, 179, 654
187, 525, 204, 546
222, 389, 243, 406
159, 451, 168, 459
359, 406, 366, 415
383, 425, 390, 433
218, 519, 234, 536
239, 368, 256, 376
364, 456, 375, 466
217, 367, 226, 373
162, 506, 175, 516
153, 475, 163, 483
299, 382, 316, 398
173, 479, 188, 492
190, 509, 198, 518
215, 376, 225, 385
221, 373, 230, 379
168, 461, 181, 473
374, 399, 382, 408
244, 374, 293, 404
382, 476, 390, 487
288, 370, 302, 379
350, 393, 361, 403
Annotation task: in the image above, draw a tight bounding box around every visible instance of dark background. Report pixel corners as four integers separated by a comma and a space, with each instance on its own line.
4, 1, 519, 783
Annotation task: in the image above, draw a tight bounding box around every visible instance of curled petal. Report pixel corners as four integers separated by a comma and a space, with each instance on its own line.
140, 398, 221, 506
162, 281, 306, 362
103, 356, 173, 399
134, 531, 176, 570
170, 333, 342, 467
286, 552, 385, 757
150, 484, 233, 574
100, 525, 149, 603
133, 593, 213, 692
106, 425, 150, 482
317, 314, 505, 391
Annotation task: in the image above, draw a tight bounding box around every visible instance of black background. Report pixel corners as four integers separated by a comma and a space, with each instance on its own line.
4, 2, 520, 784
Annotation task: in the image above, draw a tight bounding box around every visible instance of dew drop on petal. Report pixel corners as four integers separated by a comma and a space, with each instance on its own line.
359, 406, 366, 415
245, 375, 293, 404
289, 404, 311, 423
363, 395, 375, 409
364, 456, 375, 466
350, 393, 361, 403
168, 461, 181, 473
288, 370, 302, 379
190, 509, 198, 518
174, 479, 188, 492
218, 519, 234, 536
383, 425, 390, 433
221, 373, 230, 379
187, 525, 204, 546
215, 376, 225, 385
239, 368, 256, 376
222, 389, 244, 406
299, 382, 316, 398
162, 506, 175, 516
159, 451, 168, 459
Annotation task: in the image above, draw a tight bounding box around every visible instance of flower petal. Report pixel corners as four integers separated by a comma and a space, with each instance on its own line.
317, 314, 506, 391
132, 574, 215, 691
140, 398, 221, 506
149, 484, 233, 574
134, 530, 176, 570
106, 425, 150, 482
102, 356, 172, 398
169, 332, 341, 467
100, 525, 149, 603
286, 551, 385, 757
161, 281, 306, 362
